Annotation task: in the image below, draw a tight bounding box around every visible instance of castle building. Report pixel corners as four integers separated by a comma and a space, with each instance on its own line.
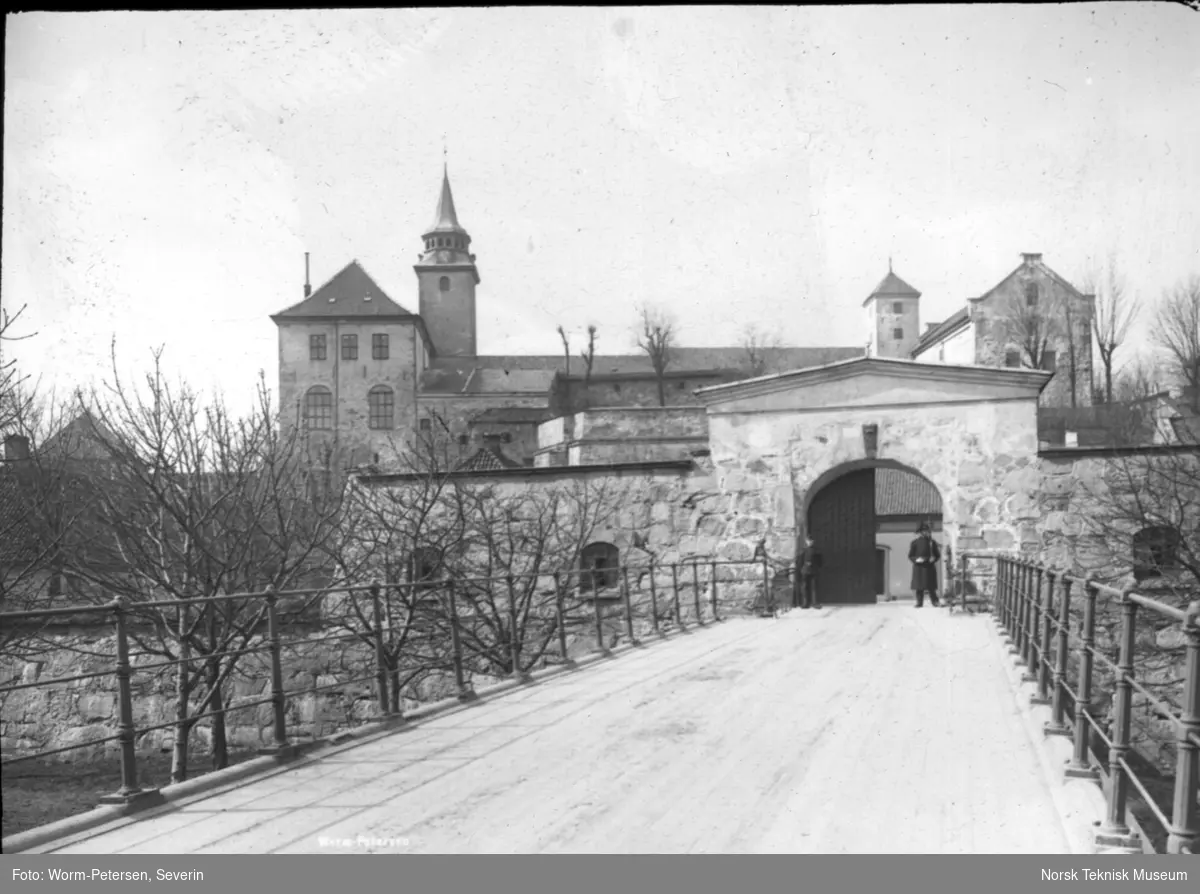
270, 168, 1094, 469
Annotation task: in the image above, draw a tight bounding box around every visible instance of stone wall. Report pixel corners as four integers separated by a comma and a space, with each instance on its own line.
535, 407, 710, 466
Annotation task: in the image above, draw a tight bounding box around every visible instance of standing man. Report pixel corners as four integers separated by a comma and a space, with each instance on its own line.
908, 522, 941, 607
796, 534, 823, 609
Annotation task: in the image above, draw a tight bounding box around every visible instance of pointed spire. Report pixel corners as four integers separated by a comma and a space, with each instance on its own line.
426, 163, 466, 235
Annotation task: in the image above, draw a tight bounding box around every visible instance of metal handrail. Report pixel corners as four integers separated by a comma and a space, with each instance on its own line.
980, 553, 1199, 855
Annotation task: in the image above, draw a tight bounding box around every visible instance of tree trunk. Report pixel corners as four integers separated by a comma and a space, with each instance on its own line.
208, 656, 228, 771
656, 376, 666, 407
1105, 357, 1114, 405
171, 605, 192, 783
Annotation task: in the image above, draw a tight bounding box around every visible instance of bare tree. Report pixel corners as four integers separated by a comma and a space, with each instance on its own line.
740, 324, 783, 378
69, 345, 351, 781
1150, 275, 1200, 412
0, 304, 35, 434
1085, 254, 1141, 405
580, 324, 597, 388
635, 305, 676, 407
1000, 286, 1062, 373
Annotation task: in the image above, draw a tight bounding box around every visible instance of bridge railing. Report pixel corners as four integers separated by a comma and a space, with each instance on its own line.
974, 554, 1199, 855
0, 555, 775, 824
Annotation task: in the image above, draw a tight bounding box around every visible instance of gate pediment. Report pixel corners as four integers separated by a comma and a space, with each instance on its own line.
696, 357, 1049, 414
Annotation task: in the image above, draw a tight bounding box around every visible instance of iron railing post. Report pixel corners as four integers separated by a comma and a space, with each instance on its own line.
447, 580, 475, 701
760, 548, 770, 615
99, 596, 153, 804
1023, 565, 1043, 684
594, 574, 608, 653
1000, 558, 1012, 638
710, 559, 720, 622
1034, 568, 1054, 704
671, 563, 683, 628
1097, 593, 1139, 848
369, 583, 392, 718
1046, 575, 1073, 737
1021, 561, 1035, 664
553, 572, 573, 665
1067, 581, 1100, 779
648, 561, 662, 636
692, 560, 704, 625
959, 549, 968, 612
1008, 560, 1022, 655
621, 566, 638, 645
1167, 600, 1200, 854
506, 575, 526, 679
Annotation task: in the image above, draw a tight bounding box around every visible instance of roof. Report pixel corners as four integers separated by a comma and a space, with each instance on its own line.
869, 270, 921, 299
875, 468, 942, 516
469, 407, 553, 425
912, 307, 970, 355
426, 166, 467, 236
455, 445, 522, 472
974, 254, 1086, 308
271, 261, 413, 320
418, 347, 865, 395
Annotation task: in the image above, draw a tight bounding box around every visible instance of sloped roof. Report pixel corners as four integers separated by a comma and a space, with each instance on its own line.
875, 468, 942, 516
418, 347, 865, 395
912, 307, 969, 355
456, 445, 522, 472
869, 270, 921, 298
271, 261, 413, 320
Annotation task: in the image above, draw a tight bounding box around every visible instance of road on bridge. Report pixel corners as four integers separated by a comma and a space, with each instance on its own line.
39, 604, 1071, 854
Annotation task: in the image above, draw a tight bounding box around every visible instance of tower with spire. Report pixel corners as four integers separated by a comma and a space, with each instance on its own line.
863, 260, 921, 359
414, 165, 480, 358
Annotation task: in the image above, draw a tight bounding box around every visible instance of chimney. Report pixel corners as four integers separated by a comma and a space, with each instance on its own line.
1022, 252, 1042, 264
303, 252, 312, 298
3, 433, 30, 462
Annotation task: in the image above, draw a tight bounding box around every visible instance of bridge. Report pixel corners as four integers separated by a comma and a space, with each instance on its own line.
2, 556, 1197, 855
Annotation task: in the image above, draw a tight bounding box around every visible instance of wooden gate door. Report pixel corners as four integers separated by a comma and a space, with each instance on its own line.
806, 469, 878, 604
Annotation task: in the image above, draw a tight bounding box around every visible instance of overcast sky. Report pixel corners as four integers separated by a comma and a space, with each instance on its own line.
5, 6, 1199, 414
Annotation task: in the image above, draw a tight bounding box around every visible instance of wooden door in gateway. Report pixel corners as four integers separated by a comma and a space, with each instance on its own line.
806, 469, 878, 605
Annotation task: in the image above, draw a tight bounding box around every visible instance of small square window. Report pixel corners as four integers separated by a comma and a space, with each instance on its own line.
341, 334, 358, 360
419, 418, 432, 432
309, 334, 326, 361
1041, 350, 1057, 372
1005, 351, 1020, 368
372, 333, 389, 360
892, 327, 904, 340
892, 301, 903, 314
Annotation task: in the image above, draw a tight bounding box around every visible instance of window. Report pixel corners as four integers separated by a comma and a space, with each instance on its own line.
368, 386, 394, 430
1025, 282, 1039, 306
1133, 526, 1180, 581
341, 334, 358, 360
893, 327, 904, 340
303, 387, 332, 430
1041, 350, 1057, 372
676, 381, 686, 390
1005, 351, 1021, 368
419, 418, 432, 432
309, 334, 327, 361
439, 276, 450, 292
893, 301, 903, 314
579, 542, 620, 593
372, 333, 389, 360
408, 546, 442, 583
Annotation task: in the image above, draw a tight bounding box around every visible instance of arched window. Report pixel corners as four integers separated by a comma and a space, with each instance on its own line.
368, 386, 394, 430
439, 276, 450, 292
1025, 282, 1039, 306
579, 542, 620, 593
1133, 526, 1181, 581
303, 387, 332, 430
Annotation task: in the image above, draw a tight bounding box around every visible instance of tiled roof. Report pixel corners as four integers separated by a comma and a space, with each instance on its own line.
869, 270, 921, 298
913, 307, 969, 354
271, 261, 412, 319
418, 347, 864, 394
456, 445, 522, 472
875, 468, 942, 516
469, 407, 553, 425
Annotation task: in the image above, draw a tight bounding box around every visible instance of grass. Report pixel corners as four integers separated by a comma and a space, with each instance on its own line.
2, 749, 259, 841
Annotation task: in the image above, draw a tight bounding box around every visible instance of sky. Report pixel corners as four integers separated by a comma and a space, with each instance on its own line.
4, 6, 1200, 415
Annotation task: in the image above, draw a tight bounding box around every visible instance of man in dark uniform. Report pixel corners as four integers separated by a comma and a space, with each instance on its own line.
908, 522, 941, 607
796, 535, 822, 609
